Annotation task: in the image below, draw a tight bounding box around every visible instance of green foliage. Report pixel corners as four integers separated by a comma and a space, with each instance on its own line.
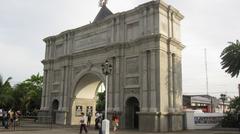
96, 91, 105, 112
221, 112, 239, 128
13, 73, 43, 114
220, 40, 240, 77
221, 97, 240, 128
0, 75, 14, 109
229, 96, 240, 112
0, 73, 43, 115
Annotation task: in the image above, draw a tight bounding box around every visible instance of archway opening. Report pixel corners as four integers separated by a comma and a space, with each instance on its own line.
71, 73, 105, 125
52, 99, 59, 124
125, 97, 140, 129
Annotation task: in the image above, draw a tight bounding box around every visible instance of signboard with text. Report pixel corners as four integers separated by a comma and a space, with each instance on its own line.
76, 106, 83, 116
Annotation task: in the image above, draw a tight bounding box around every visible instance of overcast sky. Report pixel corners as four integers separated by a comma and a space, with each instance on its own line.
0, 0, 239, 97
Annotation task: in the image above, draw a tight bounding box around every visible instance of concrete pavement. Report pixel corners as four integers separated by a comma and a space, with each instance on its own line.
0, 126, 239, 134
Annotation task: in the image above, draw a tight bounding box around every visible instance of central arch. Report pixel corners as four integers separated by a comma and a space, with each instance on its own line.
71, 72, 105, 125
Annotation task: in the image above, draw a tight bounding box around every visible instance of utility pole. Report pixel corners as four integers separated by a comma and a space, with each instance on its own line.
204, 48, 209, 95
204, 48, 212, 112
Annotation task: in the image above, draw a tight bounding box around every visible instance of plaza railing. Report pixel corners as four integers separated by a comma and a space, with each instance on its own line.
12, 116, 53, 131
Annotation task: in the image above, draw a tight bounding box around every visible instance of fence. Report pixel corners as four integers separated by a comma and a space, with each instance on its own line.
1, 116, 53, 131
184, 111, 224, 130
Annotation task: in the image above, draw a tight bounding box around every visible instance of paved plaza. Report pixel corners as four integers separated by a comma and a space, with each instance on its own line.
0, 126, 239, 134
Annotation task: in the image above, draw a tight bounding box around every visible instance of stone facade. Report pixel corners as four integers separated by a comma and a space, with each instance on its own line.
39, 0, 184, 132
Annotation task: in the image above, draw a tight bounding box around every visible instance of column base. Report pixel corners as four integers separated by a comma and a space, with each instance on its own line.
138, 112, 160, 132
55, 111, 67, 125
138, 112, 184, 132
38, 110, 51, 124
167, 112, 184, 131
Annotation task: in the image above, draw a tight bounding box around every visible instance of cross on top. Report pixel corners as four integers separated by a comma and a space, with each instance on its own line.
99, 0, 108, 7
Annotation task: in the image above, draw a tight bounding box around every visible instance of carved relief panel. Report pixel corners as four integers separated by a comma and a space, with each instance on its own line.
125, 56, 140, 95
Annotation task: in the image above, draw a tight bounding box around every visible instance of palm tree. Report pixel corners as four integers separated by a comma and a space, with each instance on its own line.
0, 75, 13, 108
220, 40, 240, 77
0, 75, 12, 90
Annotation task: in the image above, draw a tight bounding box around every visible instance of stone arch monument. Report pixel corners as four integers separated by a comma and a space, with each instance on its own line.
39, 0, 184, 132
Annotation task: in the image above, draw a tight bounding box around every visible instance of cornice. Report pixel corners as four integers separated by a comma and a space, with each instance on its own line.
167, 38, 185, 50
41, 59, 54, 64
42, 34, 183, 64
167, 6, 184, 21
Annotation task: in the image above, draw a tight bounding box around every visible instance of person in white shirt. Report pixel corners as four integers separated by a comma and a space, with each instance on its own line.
79, 112, 88, 134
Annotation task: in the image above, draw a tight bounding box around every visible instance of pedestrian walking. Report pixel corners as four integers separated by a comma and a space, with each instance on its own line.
112, 113, 119, 132
98, 114, 103, 134
79, 112, 88, 134
2, 110, 8, 129
8, 109, 14, 128
87, 112, 92, 126
95, 112, 100, 129
114, 116, 119, 131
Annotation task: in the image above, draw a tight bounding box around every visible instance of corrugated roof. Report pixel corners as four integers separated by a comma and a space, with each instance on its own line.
93, 5, 113, 22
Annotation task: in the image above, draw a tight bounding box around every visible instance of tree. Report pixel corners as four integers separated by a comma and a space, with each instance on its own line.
221, 97, 240, 128
220, 40, 240, 77
96, 91, 105, 112
12, 73, 43, 115
0, 75, 13, 109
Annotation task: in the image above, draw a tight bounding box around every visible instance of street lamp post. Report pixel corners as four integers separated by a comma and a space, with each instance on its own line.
101, 59, 112, 134
220, 94, 226, 113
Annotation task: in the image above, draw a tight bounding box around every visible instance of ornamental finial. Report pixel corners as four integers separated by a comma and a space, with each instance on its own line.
99, 0, 108, 7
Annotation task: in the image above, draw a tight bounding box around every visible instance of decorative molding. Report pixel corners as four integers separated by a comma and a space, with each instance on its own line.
167, 38, 185, 50
124, 88, 139, 94
86, 60, 93, 71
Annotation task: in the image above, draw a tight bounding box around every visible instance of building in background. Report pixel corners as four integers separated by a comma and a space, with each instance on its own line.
183, 95, 230, 113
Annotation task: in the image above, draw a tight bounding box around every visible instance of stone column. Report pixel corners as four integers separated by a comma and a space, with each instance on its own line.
45, 45, 49, 59
60, 66, 68, 111
167, 50, 173, 111
141, 51, 148, 112
114, 57, 120, 111
175, 55, 183, 111
172, 53, 176, 109
150, 50, 157, 112
41, 70, 47, 110
45, 69, 52, 110
171, 12, 174, 38
63, 66, 69, 111
167, 8, 173, 38
40, 74, 44, 110
108, 59, 113, 112
118, 47, 125, 110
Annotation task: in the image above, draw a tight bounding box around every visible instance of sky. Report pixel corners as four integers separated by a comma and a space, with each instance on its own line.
0, 0, 239, 97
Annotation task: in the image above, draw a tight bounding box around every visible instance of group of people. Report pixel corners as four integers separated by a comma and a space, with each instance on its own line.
79, 111, 119, 134
1, 109, 21, 129
79, 112, 104, 134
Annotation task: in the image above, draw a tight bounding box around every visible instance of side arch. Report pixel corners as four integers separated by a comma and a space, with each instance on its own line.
125, 96, 140, 129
